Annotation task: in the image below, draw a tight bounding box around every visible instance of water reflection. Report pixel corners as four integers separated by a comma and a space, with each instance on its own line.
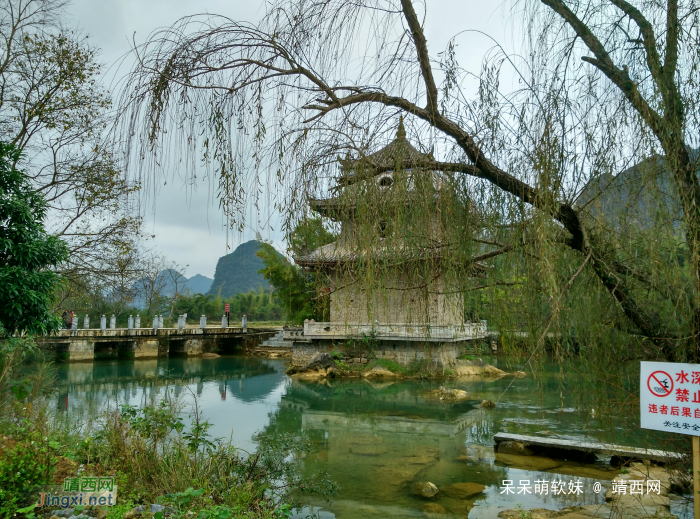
40, 357, 658, 518
47, 356, 287, 450
262, 378, 614, 518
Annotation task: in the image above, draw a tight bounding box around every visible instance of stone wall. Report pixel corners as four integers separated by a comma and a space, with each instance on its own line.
373, 342, 460, 368
133, 339, 159, 358
68, 340, 94, 361
292, 340, 461, 368
292, 342, 331, 367
328, 271, 463, 326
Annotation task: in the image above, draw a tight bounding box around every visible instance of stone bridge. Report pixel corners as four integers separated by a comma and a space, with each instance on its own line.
37, 327, 278, 361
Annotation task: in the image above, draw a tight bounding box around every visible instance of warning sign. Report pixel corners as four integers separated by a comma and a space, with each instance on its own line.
641, 361, 700, 436
647, 371, 673, 397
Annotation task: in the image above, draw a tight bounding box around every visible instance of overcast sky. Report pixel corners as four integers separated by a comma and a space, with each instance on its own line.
64, 0, 513, 278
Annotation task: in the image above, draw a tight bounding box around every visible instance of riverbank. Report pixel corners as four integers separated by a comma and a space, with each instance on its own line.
0, 393, 337, 519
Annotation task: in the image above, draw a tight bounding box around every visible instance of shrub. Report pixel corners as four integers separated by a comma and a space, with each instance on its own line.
0, 431, 56, 517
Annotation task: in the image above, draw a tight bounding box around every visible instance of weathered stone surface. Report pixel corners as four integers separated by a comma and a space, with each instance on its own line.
363, 364, 399, 378
291, 367, 338, 380
481, 399, 496, 408
439, 482, 485, 499
454, 363, 507, 378
303, 352, 336, 371
428, 386, 469, 401
403, 447, 439, 465
422, 502, 447, 514
495, 452, 563, 470
497, 440, 534, 455
411, 481, 439, 498
553, 463, 618, 480
369, 465, 425, 501
201, 352, 220, 358
578, 504, 613, 517
442, 499, 475, 516
464, 443, 496, 461
287, 353, 339, 377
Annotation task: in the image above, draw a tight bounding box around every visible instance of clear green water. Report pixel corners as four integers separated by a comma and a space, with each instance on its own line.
41, 356, 689, 518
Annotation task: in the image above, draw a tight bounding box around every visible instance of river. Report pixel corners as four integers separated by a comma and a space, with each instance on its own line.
41, 355, 691, 518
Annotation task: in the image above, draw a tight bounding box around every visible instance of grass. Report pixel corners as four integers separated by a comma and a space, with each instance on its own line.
0, 348, 337, 519
369, 358, 409, 375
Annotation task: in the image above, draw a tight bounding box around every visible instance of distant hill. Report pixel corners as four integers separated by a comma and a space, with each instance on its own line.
207, 240, 275, 298
185, 274, 213, 295
575, 148, 700, 229
131, 270, 213, 308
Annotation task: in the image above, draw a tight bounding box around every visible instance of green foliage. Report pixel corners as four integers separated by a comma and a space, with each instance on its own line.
256, 217, 336, 324
369, 358, 407, 375
0, 143, 68, 336
173, 288, 284, 323
343, 333, 378, 359
288, 217, 337, 257
257, 244, 319, 324
0, 430, 56, 516
121, 401, 184, 450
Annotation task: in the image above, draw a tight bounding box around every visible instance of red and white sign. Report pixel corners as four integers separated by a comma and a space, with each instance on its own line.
224, 303, 230, 313
641, 361, 700, 435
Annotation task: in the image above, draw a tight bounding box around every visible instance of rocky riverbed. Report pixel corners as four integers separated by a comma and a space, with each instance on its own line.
498, 462, 677, 519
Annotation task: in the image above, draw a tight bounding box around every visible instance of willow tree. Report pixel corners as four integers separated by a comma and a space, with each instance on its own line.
119, 0, 699, 361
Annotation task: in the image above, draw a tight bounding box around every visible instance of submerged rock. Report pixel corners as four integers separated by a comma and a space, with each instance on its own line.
439, 482, 485, 499
201, 352, 220, 358
494, 452, 562, 470
481, 399, 496, 408
428, 386, 469, 401
422, 502, 447, 514
411, 481, 439, 498
497, 440, 533, 456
